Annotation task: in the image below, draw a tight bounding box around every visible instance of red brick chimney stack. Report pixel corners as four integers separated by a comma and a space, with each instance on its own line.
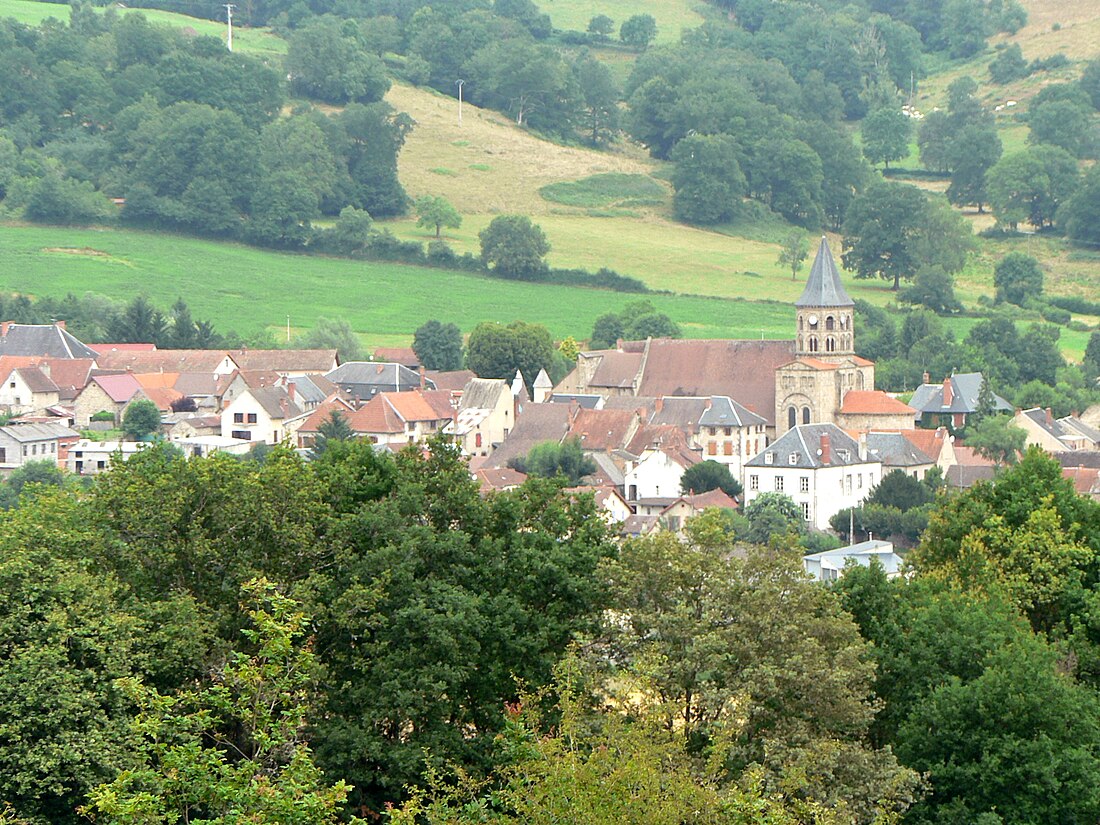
0, 321, 10, 337
942, 378, 953, 407
56, 320, 66, 330
1046, 407, 1053, 427
288, 382, 296, 403
819, 432, 831, 464
655, 397, 664, 413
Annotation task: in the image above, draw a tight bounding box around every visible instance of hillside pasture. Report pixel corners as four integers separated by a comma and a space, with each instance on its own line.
535, 0, 706, 43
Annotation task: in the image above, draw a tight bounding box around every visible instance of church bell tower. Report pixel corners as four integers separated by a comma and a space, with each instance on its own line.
795, 236, 854, 361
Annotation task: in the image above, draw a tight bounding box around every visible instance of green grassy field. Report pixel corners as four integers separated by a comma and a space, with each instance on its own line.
0, 0, 286, 56
0, 223, 798, 348
536, 0, 706, 42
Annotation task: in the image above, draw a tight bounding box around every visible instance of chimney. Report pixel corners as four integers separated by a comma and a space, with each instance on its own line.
0, 321, 9, 337
922, 371, 930, 385
419, 365, 426, 390
942, 378, 953, 407
287, 382, 296, 402
56, 320, 66, 331
819, 432, 831, 465
704, 397, 713, 410
655, 397, 664, 413
1045, 407, 1053, 427
858, 431, 867, 461
279, 396, 288, 417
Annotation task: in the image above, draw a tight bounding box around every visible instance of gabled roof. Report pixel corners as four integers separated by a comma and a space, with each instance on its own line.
460, 378, 509, 411
240, 387, 302, 420
424, 369, 476, 391
230, 349, 338, 373
650, 397, 710, 428
142, 386, 184, 411
372, 347, 418, 368
698, 396, 767, 428
482, 404, 573, 469
87, 343, 158, 354
1060, 416, 1100, 445
233, 369, 283, 390
585, 350, 644, 389
910, 373, 1012, 416
901, 427, 948, 459
134, 372, 180, 390
746, 423, 872, 469
97, 349, 231, 373
796, 236, 853, 308
288, 374, 336, 406
296, 396, 357, 434
674, 488, 739, 510
0, 323, 98, 359
840, 391, 916, 416
566, 408, 639, 452
91, 373, 143, 403
551, 393, 604, 409
475, 467, 527, 492
1063, 466, 1100, 497
326, 362, 429, 392
173, 372, 221, 396
14, 367, 59, 394
865, 432, 932, 467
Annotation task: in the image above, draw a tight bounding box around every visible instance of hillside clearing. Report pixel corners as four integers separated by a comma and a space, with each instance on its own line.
534, 0, 706, 42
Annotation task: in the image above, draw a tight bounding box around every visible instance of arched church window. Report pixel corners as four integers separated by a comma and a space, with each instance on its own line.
809, 337, 818, 352
826, 316, 835, 331
797, 335, 803, 351
802, 407, 811, 424
788, 407, 797, 429
799, 316, 803, 330
857, 372, 865, 389
826, 337, 835, 352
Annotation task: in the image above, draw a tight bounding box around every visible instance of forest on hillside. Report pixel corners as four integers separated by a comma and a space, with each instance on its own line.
2, 440, 1100, 824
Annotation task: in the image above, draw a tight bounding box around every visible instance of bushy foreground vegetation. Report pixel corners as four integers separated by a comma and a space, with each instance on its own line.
2, 440, 1100, 824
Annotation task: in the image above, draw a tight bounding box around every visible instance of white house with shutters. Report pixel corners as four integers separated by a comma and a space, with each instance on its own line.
743, 423, 881, 532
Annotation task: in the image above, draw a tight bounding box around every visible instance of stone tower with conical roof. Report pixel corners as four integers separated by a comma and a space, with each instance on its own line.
774, 237, 874, 435
794, 236, 855, 360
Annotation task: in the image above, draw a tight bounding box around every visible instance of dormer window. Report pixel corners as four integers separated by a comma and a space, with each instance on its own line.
837, 448, 850, 461
764, 452, 774, 465
788, 452, 799, 464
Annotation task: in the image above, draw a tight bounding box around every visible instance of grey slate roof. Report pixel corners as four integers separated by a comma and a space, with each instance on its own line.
0, 422, 80, 441
325, 362, 431, 396
796, 237, 853, 308
461, 378, 508, 411
551, 393, 604, 409
246, 387, 302, 420
698, 396, 767, 428
909, 373, 1012, 416
0, 324, 98, 359
745, 423, 870, 469
287, 374, 330, 406
865, 432, 933, 468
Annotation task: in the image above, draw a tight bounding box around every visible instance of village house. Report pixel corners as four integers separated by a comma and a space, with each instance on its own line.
864, 431, 937, 479
72, 373, 146, 427
835, 391, 916, 432
0, 321, 98, 359
0, 422, 80, 472
909, 372, 1012, 429
624, 439, 701, 502
803, 539, 904, 582
0, 366, 60, 415
449, 377, 516, 458
228, 349, 339, 377
1014, 408, 1100, 452
67, 440, 146, 475
221, 385, 303, 445
336, 389, 455, 447
95, 349, 239, 376
743, 423, 882, 531
326, 361, 432, 401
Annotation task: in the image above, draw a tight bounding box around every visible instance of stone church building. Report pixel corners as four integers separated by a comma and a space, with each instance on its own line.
557, 237, 877, 439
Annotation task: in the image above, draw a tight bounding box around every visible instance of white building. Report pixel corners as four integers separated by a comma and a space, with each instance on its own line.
803, 539, 904, 582
743, 423, 881, 531
221, 386, 303, 445
67, 440, 146, 475
624, 443, 700, 501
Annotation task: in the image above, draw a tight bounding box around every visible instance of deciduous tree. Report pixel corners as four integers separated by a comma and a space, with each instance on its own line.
478, 215, 550, 279
412, 319, 463, 370
414, 195, 461, 239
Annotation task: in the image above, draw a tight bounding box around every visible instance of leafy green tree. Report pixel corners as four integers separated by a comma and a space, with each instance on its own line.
0, 546, 140, 825
0, 459, 65, 510
945, 124, 1002, 211
670, 134, 747, 224
1085, 330, 1100, 379
679, 460, 743, 498
586, 14, 615, 40
414, 195, 461, 239
296, 317, 361, 362
900, 265, 962, 314
336, 102, 412, 218
860, 106, 911, 169
325, 205, 374, 253
620, 14, 657, 50
777, 231, 809, 281
286, 17, 390, 105
85, 580, 361, 825
743, 491, 802, 544
1028, 98, 1094, 158
412, 319, 464, 371
965, 414, 1027, 466
311, 410, 353, 458
24, 168, 114, 225
989, 42, 1029, 83
843, 181, 969, 290
466, 320, 555, 386
122, 399, 162, 440
589, 312, 625, 349
573, 51, 620, 146
986, 145, 1079, 229
478, 215, 551, 279
511, 437, 596, 483
464, 40, 579, 133
994, 251, 1043, 305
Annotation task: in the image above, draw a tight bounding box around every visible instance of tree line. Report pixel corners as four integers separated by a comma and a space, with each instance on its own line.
3, 435, 1100, 823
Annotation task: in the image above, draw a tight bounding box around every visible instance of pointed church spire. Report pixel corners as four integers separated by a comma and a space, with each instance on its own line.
796, 236, 853, 308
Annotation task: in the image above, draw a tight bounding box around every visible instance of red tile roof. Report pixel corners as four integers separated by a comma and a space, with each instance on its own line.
566, 408, 639, 452
901, 427, 947, 460
88, 343, 157, 354
840, 391, 916, 416
296, 397, 356, 434
97, 350, 230, 373
92, 373, 143, 403
475, 467, 527, 492
141, 386, 184, 411
953, 445, 997, 467
1063, 466, 1100, 497
373, 347, 418, 368
229, 349, 338, 373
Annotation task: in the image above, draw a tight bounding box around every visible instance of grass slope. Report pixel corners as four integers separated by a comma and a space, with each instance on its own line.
0, 0, 286, 55
535, 0, 705, 43
0, 223, 796, 348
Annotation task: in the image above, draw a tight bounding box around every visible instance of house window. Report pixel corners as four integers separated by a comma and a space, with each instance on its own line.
846, 474, 852, 494
666, 516, 681, 532
22, 446, 26, 456
708, 442, 717, 455
723, 441, 733, 455
247, 413, 258, 424
764, 452, 774, 465
788, 452, 798, 465
749, 475, 759, 491
788, 407, 796, 429
858, 473, 863, 489
232, 429, 250, 440
475, 432, 482, 448
0, 448, 5, 462
800, 476, 809, 493
233, 413, 244, 423
775, 476, 784, 492
724, 427, 732, 436
31, 444, 36, 455
800, 502, 810, 521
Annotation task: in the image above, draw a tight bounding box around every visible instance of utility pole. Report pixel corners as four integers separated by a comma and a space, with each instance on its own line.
455, 79, 464, 125
286, 315, 290, 343
224, 3, 235, 52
